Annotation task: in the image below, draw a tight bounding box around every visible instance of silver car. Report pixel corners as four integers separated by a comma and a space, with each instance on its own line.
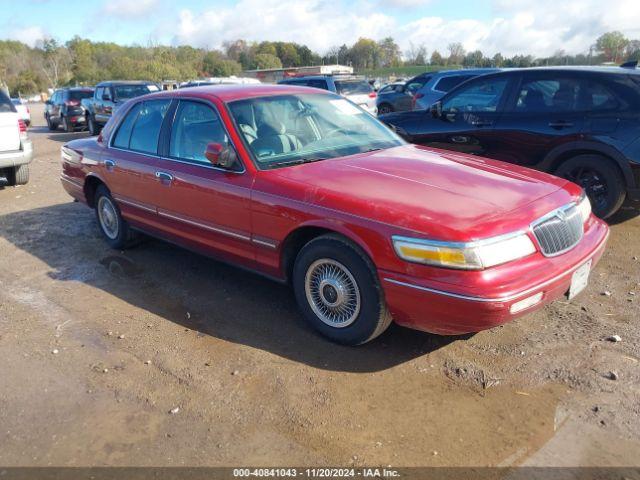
278, 75, 378, 115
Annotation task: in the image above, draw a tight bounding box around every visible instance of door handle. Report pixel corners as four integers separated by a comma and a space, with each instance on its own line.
471, 120, 493, 127
155, 171, 173, 184
104, 159, 116, 171
451, 135, 470, 144
548, 121, 574, 128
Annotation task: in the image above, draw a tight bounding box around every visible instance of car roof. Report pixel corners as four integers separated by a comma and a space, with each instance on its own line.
96, 80, 155, 86
465, 66, 640, 77
281, 75, 365, 81
141, 84, 335, 103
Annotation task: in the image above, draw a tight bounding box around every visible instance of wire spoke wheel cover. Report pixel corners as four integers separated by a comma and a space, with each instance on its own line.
304, 258, 361, 328
97, 196, 119, 240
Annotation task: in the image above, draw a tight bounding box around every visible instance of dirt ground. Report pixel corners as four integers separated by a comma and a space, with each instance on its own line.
0, 103, 639, 468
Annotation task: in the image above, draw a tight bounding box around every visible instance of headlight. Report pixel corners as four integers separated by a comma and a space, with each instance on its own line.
392, 233, 536, 270
576, 192, 591, 223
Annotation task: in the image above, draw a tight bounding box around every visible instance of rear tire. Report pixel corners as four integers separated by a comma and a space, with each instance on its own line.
292, 234, 392, 345
94, 185, 135, 249
7, 164, 29, 186
555, 154, 626, 219
46, 115, 57, 131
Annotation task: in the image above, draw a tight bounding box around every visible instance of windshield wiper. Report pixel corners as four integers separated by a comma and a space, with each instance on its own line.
269, 157, 328, 168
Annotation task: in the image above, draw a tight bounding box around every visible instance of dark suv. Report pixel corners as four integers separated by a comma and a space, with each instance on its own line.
380, 66, 640, 218
44, 87, 94, 132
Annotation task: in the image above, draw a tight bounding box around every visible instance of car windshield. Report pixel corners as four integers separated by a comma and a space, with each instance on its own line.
114, 85, 153, 100
334, 80, 373, 96
70, 90, 93, 101
228, 93, 404, 169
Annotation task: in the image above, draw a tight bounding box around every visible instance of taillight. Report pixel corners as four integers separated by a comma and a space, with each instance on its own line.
18, 119, 28, 140
368, 91, 377, 98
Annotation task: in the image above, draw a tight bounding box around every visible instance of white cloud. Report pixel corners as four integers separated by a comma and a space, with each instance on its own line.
172, 0, 396, 52
102, 0, 159, 19
171, 0, 640, 58
6, 26, 48, 47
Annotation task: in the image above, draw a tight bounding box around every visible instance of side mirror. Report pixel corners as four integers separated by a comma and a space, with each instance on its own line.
430, 101, 442, 118
45, 100, 52, 105
205, 143, 238, 170
102, 94, 111, 101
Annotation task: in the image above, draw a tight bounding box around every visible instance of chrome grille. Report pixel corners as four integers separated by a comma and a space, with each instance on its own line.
532, 204, 584, 256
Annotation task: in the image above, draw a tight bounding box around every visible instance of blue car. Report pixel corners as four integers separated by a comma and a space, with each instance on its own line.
409, 68, 500, 110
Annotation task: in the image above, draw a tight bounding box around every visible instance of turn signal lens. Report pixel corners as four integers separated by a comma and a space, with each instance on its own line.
392, 233, 536, 270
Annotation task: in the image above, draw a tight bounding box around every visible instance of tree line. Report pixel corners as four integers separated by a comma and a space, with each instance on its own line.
1, 31, 639, 95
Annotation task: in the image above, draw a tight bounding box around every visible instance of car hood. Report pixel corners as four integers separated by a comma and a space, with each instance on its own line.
265, 144, 578, 241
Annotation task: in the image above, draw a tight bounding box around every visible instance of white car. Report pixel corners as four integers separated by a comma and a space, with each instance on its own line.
0, 91, 32, 186
11, 98, 31, 126
278, 75, 378, 115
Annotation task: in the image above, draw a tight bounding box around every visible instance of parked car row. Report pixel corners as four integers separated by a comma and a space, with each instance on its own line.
0, 89, 32, 186
60, 83, 609, 345
379, 65, 640, 219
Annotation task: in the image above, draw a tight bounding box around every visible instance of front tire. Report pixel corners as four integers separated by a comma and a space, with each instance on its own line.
293, 234, 392, 345
88, 115, 100, 136
555, 154, 626, 219
94, 185, 134, 249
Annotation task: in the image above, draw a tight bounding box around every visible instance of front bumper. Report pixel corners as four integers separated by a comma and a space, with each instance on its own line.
0, 140, 33, 169
381, 217, 609, 335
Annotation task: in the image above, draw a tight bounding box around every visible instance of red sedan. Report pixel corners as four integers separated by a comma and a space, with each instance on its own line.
60, 85, 609, 345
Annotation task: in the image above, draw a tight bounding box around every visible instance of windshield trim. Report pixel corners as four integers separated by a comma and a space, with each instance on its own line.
224, 92, 404, 171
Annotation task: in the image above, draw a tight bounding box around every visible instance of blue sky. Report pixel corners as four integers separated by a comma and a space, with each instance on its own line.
2, 0, 639, 57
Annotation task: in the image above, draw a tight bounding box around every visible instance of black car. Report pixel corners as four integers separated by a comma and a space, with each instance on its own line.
44, 87, 94, 132
380, 65, 640, 218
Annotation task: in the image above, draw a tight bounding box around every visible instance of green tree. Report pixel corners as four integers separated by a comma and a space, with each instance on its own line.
254, 53, 282, 69
377, 37, 401, 67
596, 31, 628, 63
202, 51, 242, 76
67, 37, 97, 83
349, 38, 379, 69
430, 50, 444, 65
447, 42, 465, 65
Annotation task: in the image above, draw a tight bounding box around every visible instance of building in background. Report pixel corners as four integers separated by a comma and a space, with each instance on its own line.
244, 64, 353, 84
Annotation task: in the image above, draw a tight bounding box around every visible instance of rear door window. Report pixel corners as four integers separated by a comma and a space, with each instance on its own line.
514, 77, 583, 112
128, 100, 171, 154
112, 102, 143, 149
